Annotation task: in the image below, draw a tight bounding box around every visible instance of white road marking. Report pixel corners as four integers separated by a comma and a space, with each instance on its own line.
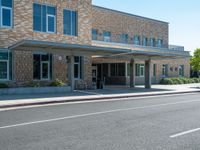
0, 93, 198, 112
170, 128, 200, 138
1, 97, 200, 130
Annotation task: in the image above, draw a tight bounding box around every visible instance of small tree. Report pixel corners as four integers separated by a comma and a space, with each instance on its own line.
191, 48, 200, 77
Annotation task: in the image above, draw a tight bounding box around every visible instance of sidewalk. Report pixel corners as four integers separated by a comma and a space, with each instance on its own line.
0, 84, 200, 109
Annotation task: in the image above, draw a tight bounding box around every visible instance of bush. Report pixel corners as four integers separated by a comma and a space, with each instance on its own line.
160, 78, 200, 85
0, 83, 9, 88
49, 79, 66, 87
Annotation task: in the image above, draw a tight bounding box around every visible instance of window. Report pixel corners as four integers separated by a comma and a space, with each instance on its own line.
120, 34, 128, 43
74, 56, 82, 79
33, 3, 56, 33
157, 39, 163, 48
179, 65, 184, 77
150, 38, 156, 47
142, 37, 148, 46
133, 35, 140, 45
0, 51, 12, 80
162, 64, 168, 77
103, 31, 111, 42
63, 9, 77, 36
33, 53, 52, 80
153, 64, 157, 77
110, 63, 125, 77
92, 29, 97, 40
135, 64, 144, 77
0, 0, 13, 28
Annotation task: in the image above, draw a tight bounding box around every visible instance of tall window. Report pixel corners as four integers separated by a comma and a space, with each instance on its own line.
74, 56, 82, 79
110, 63, 125, 77
157, 39, 163, 48
135, 64, 144, 77
33, 53, 52, 80
92, 29, 97, 40
142, 37, 148, 46
133, 35, 140, 45
0, 0, 13, 28
150, 38, 156, 47
33, 3, 56, 33
179, 65, 184, 77
153, 64, 157, 77
103, 31, 111, 42
120, 34, 128, 43
0, 51, 12, 81
63, 9, 77, 36
162, 64, 168, 77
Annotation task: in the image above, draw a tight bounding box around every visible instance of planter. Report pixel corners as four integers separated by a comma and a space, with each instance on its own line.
0, 86, 71, 95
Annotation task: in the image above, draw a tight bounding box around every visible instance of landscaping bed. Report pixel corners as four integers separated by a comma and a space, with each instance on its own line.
160, 78, 200, 85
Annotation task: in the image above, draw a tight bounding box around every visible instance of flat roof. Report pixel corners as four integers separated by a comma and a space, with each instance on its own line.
93, 5, 169, 24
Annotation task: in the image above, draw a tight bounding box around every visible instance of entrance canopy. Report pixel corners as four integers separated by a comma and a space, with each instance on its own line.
9, 40, 190, 59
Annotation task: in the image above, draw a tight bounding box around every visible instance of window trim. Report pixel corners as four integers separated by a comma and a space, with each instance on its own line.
40, 61, 50, 80
63, 9, 78, 36
33, 3, 56, 34
0, 50, 11, 81
103, 31, 111, 42
135, 64, 145, 77
0, 6, 13, 28
46, 14, 56, 33
74, 56, 82, 80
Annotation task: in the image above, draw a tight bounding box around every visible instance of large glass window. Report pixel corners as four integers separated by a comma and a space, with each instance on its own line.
179, 65, 184, 77
142, 37, 148, 46
153, 64, 157, 77
110, 63, 125, 77
63, 9, 77, 36
74, 56, 82, 79
92, 29, 97, 40
0, 51, 12, 80
103, 31, 111, 42
0, 0, 13, 28
150, 38, 156, 47
157, 39, 163, 48
162, 64, 168, 77
33, 3, 56, 33
120, 34, 128, 43
135, 64, 144, 77
133, 35, 140, 45
33, 53, 52, 80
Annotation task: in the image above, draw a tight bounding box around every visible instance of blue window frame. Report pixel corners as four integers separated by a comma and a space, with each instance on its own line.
33, 3, 56, 33
150, 38, 156, 47
120, 34, 128, 43
92, 29, 97, 40
103, 31, 111, 42
63, 9, 77, 36
157, 39, 163, 48
0, 50, 12, 81
142, 37, 148, 46
133, 35, 140, 45
0, 0, 13, 28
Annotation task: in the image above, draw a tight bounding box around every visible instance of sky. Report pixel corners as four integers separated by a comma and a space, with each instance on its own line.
92, 0, 200, 55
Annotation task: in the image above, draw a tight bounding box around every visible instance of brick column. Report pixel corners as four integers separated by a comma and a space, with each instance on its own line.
70, 56, 75, 91
145, 59, 151, 89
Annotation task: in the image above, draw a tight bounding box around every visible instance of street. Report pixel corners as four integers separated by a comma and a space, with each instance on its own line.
0, 93, 200, 150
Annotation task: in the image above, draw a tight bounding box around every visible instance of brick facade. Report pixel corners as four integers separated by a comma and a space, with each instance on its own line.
0, 0, 190, 88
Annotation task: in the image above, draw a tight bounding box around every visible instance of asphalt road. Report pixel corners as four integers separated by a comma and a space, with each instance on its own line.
0, 93, 200, 150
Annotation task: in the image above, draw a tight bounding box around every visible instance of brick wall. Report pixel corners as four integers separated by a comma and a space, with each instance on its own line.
92, 6, 169, 48
0, 0, 92, 48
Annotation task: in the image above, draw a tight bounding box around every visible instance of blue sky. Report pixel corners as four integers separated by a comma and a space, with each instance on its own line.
92, 0, 200, 54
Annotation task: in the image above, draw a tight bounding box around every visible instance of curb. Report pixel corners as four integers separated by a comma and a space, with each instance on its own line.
0, 91, 200, 109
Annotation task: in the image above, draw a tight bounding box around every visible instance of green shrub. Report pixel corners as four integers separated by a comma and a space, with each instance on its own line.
160, 78, 200, 85
0, 83, 9, 88
49, 79, 66, 87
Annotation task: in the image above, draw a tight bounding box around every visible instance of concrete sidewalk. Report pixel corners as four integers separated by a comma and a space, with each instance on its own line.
0, 84, 200, 109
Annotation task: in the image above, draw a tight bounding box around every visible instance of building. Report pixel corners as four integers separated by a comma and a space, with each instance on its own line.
0, 0, 190, 90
